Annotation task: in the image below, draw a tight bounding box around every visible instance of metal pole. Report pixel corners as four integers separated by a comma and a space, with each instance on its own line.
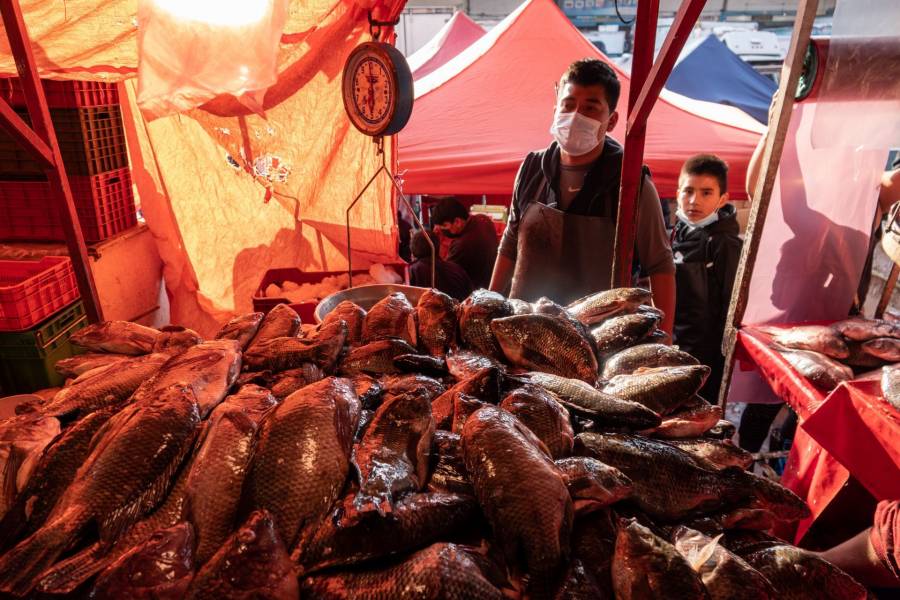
875, 263, 899, 319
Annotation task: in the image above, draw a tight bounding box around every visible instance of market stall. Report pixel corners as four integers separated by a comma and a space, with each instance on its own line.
407, 11, 485, 80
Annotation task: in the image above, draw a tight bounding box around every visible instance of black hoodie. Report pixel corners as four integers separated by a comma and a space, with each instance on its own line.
672, 203, 742, 400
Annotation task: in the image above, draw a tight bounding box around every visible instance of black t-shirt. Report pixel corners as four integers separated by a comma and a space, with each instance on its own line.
447, 213, 499, 289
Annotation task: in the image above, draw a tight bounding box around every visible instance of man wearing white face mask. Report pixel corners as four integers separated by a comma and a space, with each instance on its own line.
489, 58, 675, 335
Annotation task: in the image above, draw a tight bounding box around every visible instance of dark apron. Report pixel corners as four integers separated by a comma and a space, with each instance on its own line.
509, 201, 616, 304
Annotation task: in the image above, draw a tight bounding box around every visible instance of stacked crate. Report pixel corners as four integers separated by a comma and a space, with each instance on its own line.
0, 78, 136, 244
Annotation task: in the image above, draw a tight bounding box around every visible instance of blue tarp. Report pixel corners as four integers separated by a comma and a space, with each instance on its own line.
666, 35, 777, 124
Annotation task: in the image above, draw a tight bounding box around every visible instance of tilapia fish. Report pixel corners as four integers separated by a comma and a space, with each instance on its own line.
186, 386, 277, 564
775, 347, 853, 390
70, 320, 161, 355
499, 384, 574, 459
613, 518, 710, 600
742, 545, 867, 600
416, 288, 459, 356
458, 289, 513, 360
462, 406, 573, 585
247, 303, 301, 353
186, 510, 298, 600
491, 314, 599, 383
214, 311, 264, 350
427, 431, 471, 495
54, 352, 130, 378
568, 287, 651, 325
0, 414, 60, 521
132, 339, 242, 418
446, 350, 503, 380
671, 525, 775, 600
339, 338, 417, 376
558, 510, 617, 599
761, 325, 849, 359
861, 336, 900, 362
602, 343, 699, 378
555, 456, 633, 514
524, 371, 661, 430
297, 491, 478, 574
350, 390, 434, 517
832, 316, 900, 342
41, 353, 170, 417
0, 385, 201, 596
646, 396, 723, 439
450, 393, 489, 434
268, 363, 325, 399
381, 374, 446, 404
90, 522, 195, 600
362, 292, 417, 345
663, 438, 754, 471
394, 353, 448, 376
591, 313, 660, 358
602, 365, 710, 416
301, 543, 504, 600
882, 363, 900, 411
243, 319, 347, 372
576, 433, 752, 522
322, 300, 366, 346
734, 470, 810, 522
153, 325, 203, 355
431, 367, 502, 429
242, 377, 359, 548
353, 374, 385, 409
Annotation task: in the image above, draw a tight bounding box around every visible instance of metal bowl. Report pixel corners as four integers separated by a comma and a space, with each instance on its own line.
314, 284, 428, 323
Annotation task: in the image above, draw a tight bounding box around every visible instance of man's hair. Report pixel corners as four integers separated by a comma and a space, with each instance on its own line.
430, 197, 469, 226
411, 229, 438, 259
681, 153, 729, 195
561, 58, 621, 111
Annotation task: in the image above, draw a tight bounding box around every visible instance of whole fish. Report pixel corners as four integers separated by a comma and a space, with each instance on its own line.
555, 456, 633, 514
242, 377, 359, 548
268, 363, 325, 399
499, 384, 574, 459
843, 342, 886, 368
491, 314, 599, 383
602, 343, 699, 378
663, 438, 754, 471
322, 300, 366, 346
523, 371, 661, 430
446, 349, 503, 380
90, 522, 195, 600
590, 313, 660, 358
362, 292, 417, 345
296, 491, 478, 574
671, 525, 776, 600
760, 325, 849, 359
575, 433, 753, 522
0, 385, 201, 596
733, 470, 810, 523
41, 353, 170, 418
339, 338, 417, 376
0, 414, 60, 521
54, 352, 130, 378
244, 319, 347, 372
350, 390, 434, 517
861, 336, 900, 362
559, 510, 617, 599
882, 363, 900, 411
301, 543, 504, 600
381, 374, 445, 403
451, 393, 489, 434
462, 406, 572, 588
394, 353, 448, 376
246, 303, 301, 353
742, 545, 867, 600
774, 347, 853, 390
186, 387, 277, 564
427, 431, 471, 495
612, 518, 710, 600
131, 340, 242, 418
458, 289, 513, 360
416, 288, 459, 356
646, 396, 723, 439
152, 325, 203, 356
832, 317, 900, 342
509, 298, 533, 315
568, 287, 651, 325
186, 510, 297, 600
70, 320, 161, 355
602, 365, 711, 415
214, 311, 264, 350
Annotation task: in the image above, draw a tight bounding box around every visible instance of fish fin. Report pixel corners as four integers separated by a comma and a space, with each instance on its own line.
35, 542, 109, 595
686, 533, 723, 571
0, 510, 84, 596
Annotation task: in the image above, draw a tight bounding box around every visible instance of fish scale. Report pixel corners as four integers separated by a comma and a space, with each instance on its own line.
323, 300, 367, 346
458, 290, 512, 360
602, 365, 710, 415
339, 338, 418, 376
363, 292, 417, 345
500, 384, 574, 459
416, 289, 458, 356
742, 545, 868, 600
601, 343, 699, 378
246, 303, 301, 353
214, 311, 263, 350
591, 313, 660, 358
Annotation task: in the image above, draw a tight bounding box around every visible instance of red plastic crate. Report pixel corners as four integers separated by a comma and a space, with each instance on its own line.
0, 167, 137, 243
0, 78, 119, 109
0, 257, 79, 331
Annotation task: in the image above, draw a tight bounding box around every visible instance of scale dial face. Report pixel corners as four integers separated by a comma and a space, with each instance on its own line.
342, 42, 414, 137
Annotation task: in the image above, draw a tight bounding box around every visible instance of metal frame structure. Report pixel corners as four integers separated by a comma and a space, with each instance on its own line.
0, 0, 103, 322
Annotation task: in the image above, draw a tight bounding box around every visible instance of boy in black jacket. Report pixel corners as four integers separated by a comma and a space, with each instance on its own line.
673, 154, 743, 402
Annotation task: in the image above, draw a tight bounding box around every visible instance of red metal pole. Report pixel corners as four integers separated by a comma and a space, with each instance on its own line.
0, 0, 103, 322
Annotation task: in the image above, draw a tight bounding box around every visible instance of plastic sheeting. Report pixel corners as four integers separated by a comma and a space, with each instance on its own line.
407, 11, 484, 80
666, 35, 777, 124
398, 0, 763, 199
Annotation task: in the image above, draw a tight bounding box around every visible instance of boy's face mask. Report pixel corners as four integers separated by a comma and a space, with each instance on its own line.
550, 109, 602, 156
676, 207, 719, 229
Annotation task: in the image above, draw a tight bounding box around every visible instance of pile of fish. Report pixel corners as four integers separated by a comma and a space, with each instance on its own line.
760, 319, 900, 404
0, 287, 868, 599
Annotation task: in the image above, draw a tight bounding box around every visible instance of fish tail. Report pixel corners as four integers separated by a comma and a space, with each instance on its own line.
34, 542, 110, 595
0, 513, 81, 596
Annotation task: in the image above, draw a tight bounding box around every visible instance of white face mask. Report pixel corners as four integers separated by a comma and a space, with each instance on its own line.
550, 109, 602, 156
676, 207, 719, 229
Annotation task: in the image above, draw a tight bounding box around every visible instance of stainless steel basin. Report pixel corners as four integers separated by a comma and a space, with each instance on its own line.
314, 284, 428, 323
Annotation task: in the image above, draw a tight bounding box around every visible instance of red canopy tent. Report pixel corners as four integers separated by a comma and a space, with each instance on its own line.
398, 0, 763, 200
408, 11, 485, 80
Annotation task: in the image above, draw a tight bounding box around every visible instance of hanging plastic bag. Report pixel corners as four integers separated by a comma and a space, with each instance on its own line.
136, 0, 289, 118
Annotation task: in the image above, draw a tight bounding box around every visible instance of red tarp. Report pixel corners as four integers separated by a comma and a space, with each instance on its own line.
408, 11, 484, 80
398, 0, 763, 199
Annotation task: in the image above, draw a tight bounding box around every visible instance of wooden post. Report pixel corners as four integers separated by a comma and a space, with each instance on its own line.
0, 0, 103, 322
717, 0, 821, 407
